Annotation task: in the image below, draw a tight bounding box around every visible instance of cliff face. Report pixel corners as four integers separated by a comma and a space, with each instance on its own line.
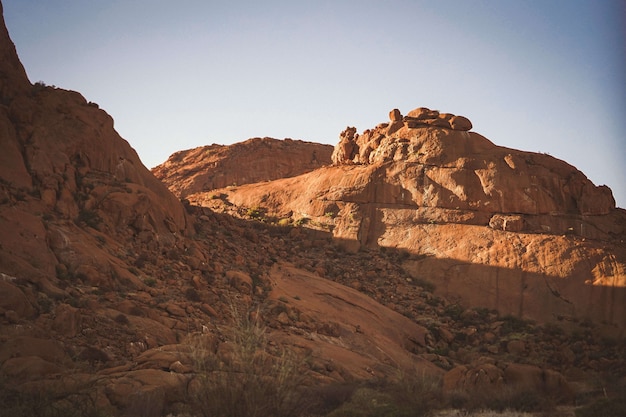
0, 2, 30, 100
0, 4, 203, 335
189, 108, 626, 328
152, 137, 333, 198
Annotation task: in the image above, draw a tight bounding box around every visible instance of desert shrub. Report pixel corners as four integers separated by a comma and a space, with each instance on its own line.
488, 389, 548, 413
113, 313, 129, 325
499, 315, 533, 335
191, 305, 307, 417
77, 209, 102, 229
246, 205, 266, 220
307, 383, 358, 415
443, 304, 464, 321
325, 371, 442, 417
325, 387, 433, 417
277, 218, 291, 227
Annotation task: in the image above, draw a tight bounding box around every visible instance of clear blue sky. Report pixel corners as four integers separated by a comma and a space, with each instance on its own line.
4, 0, 625, 208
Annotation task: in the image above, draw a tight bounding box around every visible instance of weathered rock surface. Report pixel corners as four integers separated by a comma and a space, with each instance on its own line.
153, 137, 333, 198
266, 262, 435, 380
191, 108, 626, 328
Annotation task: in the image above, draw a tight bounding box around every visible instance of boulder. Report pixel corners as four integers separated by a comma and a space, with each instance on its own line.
52, 303, 82, 337
0, 280, 35, 318
406, 107, 440, 120
389, 108, 403, 122
226, 270, 253, 294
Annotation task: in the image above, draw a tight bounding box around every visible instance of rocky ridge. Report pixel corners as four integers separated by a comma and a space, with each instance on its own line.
152, 137, 333, 198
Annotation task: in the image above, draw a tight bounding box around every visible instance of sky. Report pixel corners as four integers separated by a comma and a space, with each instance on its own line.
3, 0, 626, 208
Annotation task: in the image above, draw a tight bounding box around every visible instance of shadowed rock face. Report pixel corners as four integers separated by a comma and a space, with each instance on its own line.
189, 108, 626, 328
152, 137, 333, 198
0, 1, 192, 296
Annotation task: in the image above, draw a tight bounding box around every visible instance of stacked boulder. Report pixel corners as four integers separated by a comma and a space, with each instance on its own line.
332, 107, 472, 165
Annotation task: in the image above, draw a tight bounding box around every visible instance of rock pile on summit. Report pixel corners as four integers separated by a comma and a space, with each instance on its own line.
332, 107, 472, 165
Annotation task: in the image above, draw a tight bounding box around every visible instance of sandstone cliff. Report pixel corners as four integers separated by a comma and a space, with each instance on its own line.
153, 137, 333, 198
189, 108, 626, 329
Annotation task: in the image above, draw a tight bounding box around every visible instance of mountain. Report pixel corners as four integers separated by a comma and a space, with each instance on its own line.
0, 2, 624, 416
152, 137, 333, 198
186, 107, 626, 329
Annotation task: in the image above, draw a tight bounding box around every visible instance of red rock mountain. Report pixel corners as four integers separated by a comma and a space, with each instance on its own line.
187, 108, 626, 329
152, 137, 333, 198
1, 2, 624, 415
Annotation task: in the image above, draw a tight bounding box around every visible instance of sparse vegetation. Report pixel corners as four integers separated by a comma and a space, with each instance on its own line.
499, 314, 533, 336
77, 209, 102, 228
246, 205, 266, 220
191, 304, 307, 417
325, 372, 442, 417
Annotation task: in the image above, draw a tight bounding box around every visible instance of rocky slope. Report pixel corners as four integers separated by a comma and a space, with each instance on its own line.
0, 2, 624, 415
187, 108, 626, 329
152, 137, 333, 198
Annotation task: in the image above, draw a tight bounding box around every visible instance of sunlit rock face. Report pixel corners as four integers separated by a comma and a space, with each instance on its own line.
152, 137, 333, 198
190, 107, 626, 328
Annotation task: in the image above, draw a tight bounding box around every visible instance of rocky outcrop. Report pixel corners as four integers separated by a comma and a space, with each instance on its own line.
153, 137, 333, 198
331, 107, 615, 218
332, 107, 473, 165
190, 108, 626, 328
0, 0, 194, 300
0, 2, 30, 100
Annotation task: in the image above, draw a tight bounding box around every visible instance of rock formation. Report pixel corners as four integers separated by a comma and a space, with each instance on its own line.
152, 137, 333, 198
332, 107, 473, 165
190, 107, 626, 329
